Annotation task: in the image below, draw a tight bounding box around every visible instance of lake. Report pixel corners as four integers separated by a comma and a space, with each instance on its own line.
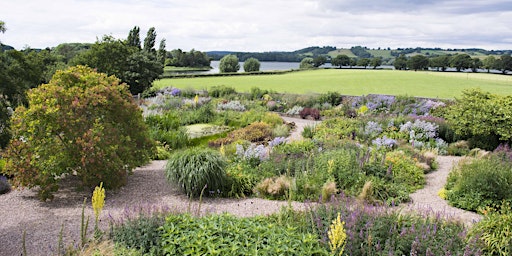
168, 61, 333, 75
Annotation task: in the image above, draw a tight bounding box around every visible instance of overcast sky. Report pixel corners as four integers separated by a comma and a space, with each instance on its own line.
1, 0, 511, 52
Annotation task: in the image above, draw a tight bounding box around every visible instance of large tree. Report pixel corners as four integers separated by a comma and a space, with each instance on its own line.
407, 55, 429, 71
450, 54, 472, 71
143, 27, 157, 53
483, 56, 497, 73
331, 54, 350, 68
497, 54, 512, 74
370, 57, 382, 69
313, 55, 327, 67
299, 57, 314, 69
243, 57, 260, 72
127, 26, 141, 49
72, 34, 163, 94
219, 54, 240, 73
157, 38, 166, 64
357, 58, 370, 68
2, 66, 155, 200
0, 20, 6, 34
394, 54, 407, 70
429, 55, 451, 71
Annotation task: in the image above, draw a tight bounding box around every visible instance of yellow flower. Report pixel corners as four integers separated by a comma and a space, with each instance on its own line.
328, 212, 347, 256
194, 94, 199, 105
92, 182, 105, 223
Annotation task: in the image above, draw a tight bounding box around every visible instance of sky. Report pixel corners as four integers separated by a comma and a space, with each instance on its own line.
1, 0, 511, 52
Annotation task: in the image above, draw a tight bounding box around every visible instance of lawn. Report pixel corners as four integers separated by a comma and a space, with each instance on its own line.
153, 69, 512, 99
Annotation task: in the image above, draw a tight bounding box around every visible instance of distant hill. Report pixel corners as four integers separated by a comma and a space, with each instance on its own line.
0, 44, 14, 51
207, 46, 511, 65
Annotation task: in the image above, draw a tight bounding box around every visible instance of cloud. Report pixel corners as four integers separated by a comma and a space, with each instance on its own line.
1, 0, 511, 51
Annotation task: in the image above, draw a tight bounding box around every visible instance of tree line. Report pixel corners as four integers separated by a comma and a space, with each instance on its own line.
393, 53, 512, 73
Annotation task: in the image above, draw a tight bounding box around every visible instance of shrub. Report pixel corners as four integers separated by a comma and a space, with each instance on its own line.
165, 148, 227, 198
445, 156, 512, 211
313, 117, 360, 141
447, 140, 471, 156
208, 85, 237, 98
468, 202, 512, 255
223, 163, 259, 198
385, 151, 425, 191
319, 91, 342, 106
2, 66, 155, 200
109, 211, 167, 255
160, 213, 328, 255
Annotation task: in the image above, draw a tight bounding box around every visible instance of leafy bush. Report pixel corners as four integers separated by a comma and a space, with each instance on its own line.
208, 85, 237, 98
313, 117, 361, 141
2, 66, 155, 200
445, 155, 512, 211
160, 213, 329, 255
447, 140, 471, 156
468, 202, 512, 255
446, 89, 512, 144
385, 151, 425, 191
319, 91, 342, 106
165, 148, 227, 198
145, 113, 189, 149
109, 211, 167, 255
223, 163, 259, 198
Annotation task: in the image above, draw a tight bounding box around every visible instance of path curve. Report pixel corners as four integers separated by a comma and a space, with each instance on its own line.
403, 155, 482, 225
280, 116, 321, 142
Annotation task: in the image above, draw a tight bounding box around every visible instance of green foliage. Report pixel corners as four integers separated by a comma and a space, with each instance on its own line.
71, 34, 163, 95
468, 202, 512, 255
445, 156, 512, 211
407, 54, 429, 71
223, 163, 259, 198
313, 117, 361, 141
160, 213, 329, 255
219, 54, 240, 73
446, 89, 512, 146
208, 85, 237, 98
319, 91, 342, 106
243, 57, 261, 72
300, 57, 314, 69
145, 113, 189, 149
2, 66, 154, 200
308, 198, 479, 255
272, 124, 290, 137
109, 212, 166, 255
165, 147, 227, 198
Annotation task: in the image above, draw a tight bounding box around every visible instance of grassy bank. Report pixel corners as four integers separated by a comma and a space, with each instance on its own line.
153, 69, 512, 98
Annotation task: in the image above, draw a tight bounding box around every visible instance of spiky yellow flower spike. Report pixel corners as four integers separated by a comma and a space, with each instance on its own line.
194, 94, 199, 105
92, 182, 105, 224
220, 143, 225, 157
327, 159, 335, 176
328, 212, 347, 256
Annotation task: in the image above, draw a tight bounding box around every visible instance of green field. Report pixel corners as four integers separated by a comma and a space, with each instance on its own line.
153, 69, 512, 98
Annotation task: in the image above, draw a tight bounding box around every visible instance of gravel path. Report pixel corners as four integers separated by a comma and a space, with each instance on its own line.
280, 116, 321, 142
403, 155, 483, 225
0, 116, 482, 255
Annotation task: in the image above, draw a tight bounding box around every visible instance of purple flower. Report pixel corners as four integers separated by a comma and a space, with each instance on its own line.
269, 137, 286, 147
372, 136, 397, 149
170, 88, 181, 96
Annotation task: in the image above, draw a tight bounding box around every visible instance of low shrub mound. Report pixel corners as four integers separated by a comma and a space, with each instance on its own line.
209, 122, 273, 147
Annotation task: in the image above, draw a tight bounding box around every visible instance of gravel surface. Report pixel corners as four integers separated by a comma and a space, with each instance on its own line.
402, 155, 483, 225
0, 116, 482, 255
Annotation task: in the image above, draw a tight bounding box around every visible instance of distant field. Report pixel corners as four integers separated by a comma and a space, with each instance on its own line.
153, 69, 512, 99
